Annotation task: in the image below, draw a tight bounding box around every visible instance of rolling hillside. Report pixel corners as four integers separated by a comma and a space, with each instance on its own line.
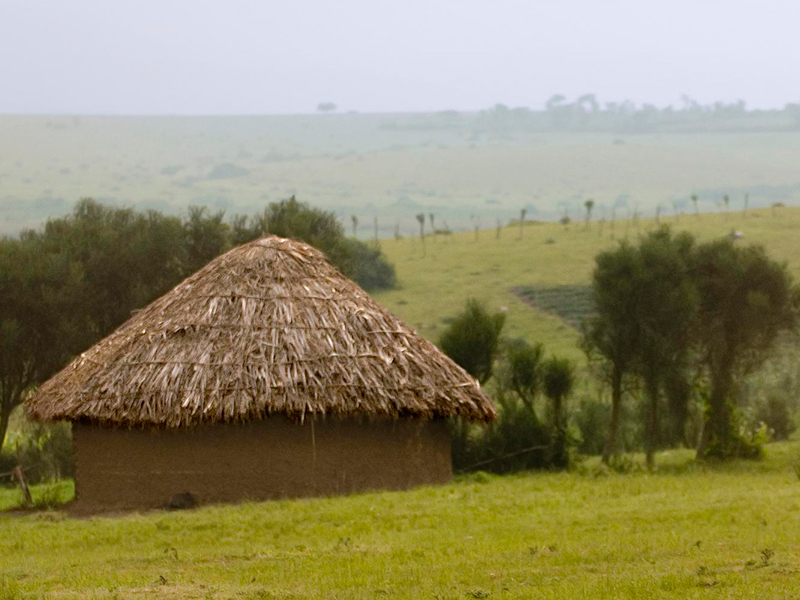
372, 207, 800, 360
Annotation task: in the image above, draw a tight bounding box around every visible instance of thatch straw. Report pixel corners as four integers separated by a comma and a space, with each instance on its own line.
26, 236, 496, 426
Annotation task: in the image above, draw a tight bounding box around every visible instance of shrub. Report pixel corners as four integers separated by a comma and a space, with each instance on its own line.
755, 394, 797, 441
1, 420, 73, 486
231, 196, 396, 291
439, 300, 506, 384
451, 392, 554, 474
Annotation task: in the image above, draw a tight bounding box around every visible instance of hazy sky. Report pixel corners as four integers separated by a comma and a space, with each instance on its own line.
2, 0, 799, 115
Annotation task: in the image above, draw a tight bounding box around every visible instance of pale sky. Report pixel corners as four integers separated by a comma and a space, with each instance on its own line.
1, 0, 799, 115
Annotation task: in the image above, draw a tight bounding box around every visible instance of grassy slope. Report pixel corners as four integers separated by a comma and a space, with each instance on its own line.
373, 207, 800, 361
1, 443, 799, 599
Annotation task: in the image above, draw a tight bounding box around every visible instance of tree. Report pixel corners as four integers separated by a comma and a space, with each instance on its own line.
582, 241, 641, 463
584, 199, 595, 229
40, 198, 187, 342
416, 213, 426, 256
351, 215, 358, 238
503, 339, 544, 409
316, 102, 337, 112
583, 227, 697, 466
185, 206, 230, 274
691, 194, 699, 218
438, 300, 506, 384
0, 235, 83, 448
631, 228, 697, 468
692, 240, 798, 459
232, 196, 396, 291
543, 356, 575, 468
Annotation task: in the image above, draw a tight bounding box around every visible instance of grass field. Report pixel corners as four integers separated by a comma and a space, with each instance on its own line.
372, 206, 800, 361
1, 442, 799, 599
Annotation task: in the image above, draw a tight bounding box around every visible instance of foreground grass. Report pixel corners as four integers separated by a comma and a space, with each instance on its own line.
0, 480, 74, 512
1, 443, 799, 599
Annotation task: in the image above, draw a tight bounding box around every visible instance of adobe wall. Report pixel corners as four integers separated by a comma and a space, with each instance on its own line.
71, 416, 451, 512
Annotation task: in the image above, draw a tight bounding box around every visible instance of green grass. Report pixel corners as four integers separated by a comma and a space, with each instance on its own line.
1, 443, 799, 599
373, 207, 800, 361
0, 480, 74, 512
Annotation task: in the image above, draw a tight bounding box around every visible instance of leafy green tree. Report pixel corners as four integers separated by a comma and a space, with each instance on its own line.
439, 300, 506, 384
543, 356, 576, 468
692, 240, 798, 459
39, 198, 187, 342
232, 196, 396, 291
503, 339, 544, 409
0, 234, 83, 448
632, 228, 697, 468
584, 227, 697, 466
185, 206, 230, 275
582, 241, 640, 463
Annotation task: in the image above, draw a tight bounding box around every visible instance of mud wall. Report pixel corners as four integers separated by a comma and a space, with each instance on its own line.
71, 416, 451, 512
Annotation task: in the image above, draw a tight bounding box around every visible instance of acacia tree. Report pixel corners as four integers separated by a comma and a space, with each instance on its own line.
692, 240, 798, 459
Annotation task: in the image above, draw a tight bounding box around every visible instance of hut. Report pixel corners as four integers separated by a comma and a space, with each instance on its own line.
26, 236, 495, 512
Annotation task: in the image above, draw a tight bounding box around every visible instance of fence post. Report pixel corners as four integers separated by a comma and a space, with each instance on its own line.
14, 466, 33, 506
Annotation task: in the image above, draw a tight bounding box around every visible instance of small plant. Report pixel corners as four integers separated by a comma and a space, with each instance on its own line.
32, 482, 68, 510
761, 548, 774, 566
607, 454, 640, 474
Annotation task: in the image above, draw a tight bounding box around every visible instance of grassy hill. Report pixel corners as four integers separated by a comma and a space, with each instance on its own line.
372, 206, 800, 361
2, 442, 799, 599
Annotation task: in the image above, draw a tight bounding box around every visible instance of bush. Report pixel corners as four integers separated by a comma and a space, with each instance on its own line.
329, 238, 397, 291
755, 394, 797, 441
0, 420, 73, 486
451, 392, 554, 474
232, 196, 397, 291
439, 300, 506, 384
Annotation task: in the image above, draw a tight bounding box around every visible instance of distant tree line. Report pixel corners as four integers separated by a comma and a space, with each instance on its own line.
0, 196, 396, 449
386, 96, 800, 135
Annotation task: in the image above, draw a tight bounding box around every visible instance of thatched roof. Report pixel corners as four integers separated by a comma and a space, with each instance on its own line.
26, 236, 495, 427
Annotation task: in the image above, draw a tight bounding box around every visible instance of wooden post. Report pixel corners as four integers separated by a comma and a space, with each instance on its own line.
14, 466, 32, 507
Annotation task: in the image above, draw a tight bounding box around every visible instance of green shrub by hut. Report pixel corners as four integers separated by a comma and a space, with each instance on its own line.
26, 236, 495, 512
